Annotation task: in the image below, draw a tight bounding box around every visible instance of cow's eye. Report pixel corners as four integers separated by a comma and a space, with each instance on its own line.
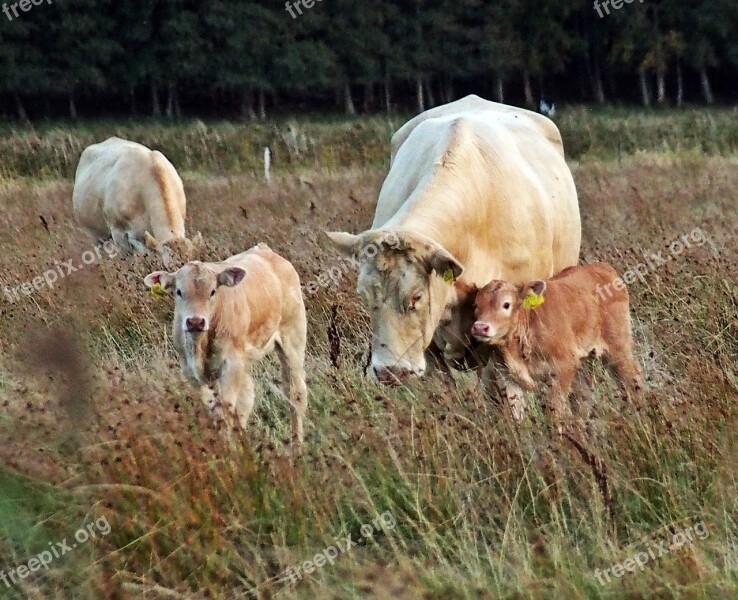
176, 290, 182, 298
503, 302, 511, 310
409, 292, 423, 311
210, 290, 216, 297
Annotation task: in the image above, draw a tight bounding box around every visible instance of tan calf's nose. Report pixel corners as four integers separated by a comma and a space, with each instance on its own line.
186, 317, 206, 332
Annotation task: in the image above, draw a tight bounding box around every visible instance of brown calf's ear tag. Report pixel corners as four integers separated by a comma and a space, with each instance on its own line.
443, 268, 455, 283
150, 283, 168, 300
522, 290, 545, 310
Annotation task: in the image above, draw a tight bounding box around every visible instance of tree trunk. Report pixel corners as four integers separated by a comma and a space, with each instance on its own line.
174, 87, 181, 118
128, 87, 137, 115
639, 70, 651, 107
69, 90, 78, 120
593, 64, 606, 104
343, 82, 356, 116
445, 78, 454, 104
699, 66, 714, 104
656, 68, 667, 106
13, 93, 28, 121
151, 82, 161, 117
383, 73, 392, 114
523, 70, 534, 107
241, 90, 256, 120
425, 78, 435, 108
415, 75, 425, 113
676, 62, 684, 108
495, 73, 504, 103
258, 89, 266, 119
362, 82, 375, 113
165, 82, 175, 118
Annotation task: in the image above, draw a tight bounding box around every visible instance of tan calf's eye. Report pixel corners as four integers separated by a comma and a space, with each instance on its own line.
503, 302, 511, 309
210, 290, 216, 297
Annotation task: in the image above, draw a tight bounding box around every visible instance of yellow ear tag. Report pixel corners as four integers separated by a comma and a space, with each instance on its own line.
522, 291, 545, 310
150, 283, 168, 299
443, 269, 455, 283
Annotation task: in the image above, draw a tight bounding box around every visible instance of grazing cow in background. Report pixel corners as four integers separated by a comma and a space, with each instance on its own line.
326, 94, 581, 385
144, 244, 308, 444
73, 137, 202, 269
471, 263, 643, 430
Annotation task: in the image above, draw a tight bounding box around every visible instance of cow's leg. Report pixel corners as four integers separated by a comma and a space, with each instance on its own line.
219, 358, 255, 432
547, 364, 577, 434
275, 338, 308, 445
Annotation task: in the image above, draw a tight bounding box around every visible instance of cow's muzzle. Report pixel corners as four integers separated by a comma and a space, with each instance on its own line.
185, 316, 207, 333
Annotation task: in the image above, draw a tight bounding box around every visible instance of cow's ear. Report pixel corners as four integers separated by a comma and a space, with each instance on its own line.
144, 271, 174, 291
191, 231, 205, 249
425, 248, 464, 281
520, 280, 547, 300
324, 231, 362, 258
217, 267, 247, 288
144, 231, 160, 251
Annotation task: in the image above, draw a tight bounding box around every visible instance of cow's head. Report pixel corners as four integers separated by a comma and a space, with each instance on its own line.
145, 231, 204, 270
144, 261, 246, 335
325, 229, 463, 384
472, 279, 546, 344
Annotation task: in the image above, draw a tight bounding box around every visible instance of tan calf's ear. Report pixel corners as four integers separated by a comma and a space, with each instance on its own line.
217, 267, 247, 288
144, 271, 175, 291
144, 231, 159, 251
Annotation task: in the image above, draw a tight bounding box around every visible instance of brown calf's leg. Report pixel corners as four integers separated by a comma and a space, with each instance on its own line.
547, 363, 577, 434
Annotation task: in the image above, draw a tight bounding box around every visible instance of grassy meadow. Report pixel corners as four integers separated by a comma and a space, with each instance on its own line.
0, 107, 736, 599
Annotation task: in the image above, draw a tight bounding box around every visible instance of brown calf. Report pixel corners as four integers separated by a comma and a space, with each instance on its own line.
471, 263, 643, 430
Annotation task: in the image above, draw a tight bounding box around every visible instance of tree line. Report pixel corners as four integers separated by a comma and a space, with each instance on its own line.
0, 0, 737, 121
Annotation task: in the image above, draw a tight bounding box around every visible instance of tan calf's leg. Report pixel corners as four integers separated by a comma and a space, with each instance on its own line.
604, 311, 644, 398
219, 358, 255, 432
276, 339, 308, 444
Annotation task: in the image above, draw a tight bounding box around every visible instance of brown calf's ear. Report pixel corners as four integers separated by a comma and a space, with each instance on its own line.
520, 280, 547, 299
217, 267, 247, 288
426, 248, 464, 281
144, 271, 175, 291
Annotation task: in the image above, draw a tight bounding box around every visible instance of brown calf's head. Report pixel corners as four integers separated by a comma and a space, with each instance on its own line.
325, 229, 463, 385
144, 261, 246, 335
145, 231, 205, 270
472, 280, 547, 344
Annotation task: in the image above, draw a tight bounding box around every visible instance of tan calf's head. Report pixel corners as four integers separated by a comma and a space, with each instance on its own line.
472, 280, 546, 344
325, 229, 463, 385
144, 261, 246, 334
145, 231, 204, 270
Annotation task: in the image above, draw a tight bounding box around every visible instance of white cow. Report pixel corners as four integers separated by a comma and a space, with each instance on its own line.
326, 95, 581, 384
73, 137, 201, 268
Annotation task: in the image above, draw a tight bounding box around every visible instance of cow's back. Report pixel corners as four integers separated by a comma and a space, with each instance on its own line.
375, 97, 580, 286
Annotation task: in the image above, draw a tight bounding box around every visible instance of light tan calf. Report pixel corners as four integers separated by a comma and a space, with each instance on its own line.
144, 244, 308, 443
472, 263, 643, 430
74, 137, 202, 268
